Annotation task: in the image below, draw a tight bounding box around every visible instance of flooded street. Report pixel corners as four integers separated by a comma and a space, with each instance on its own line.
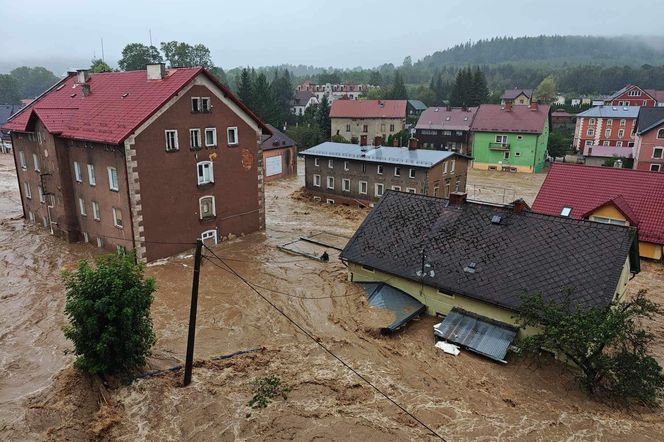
1, 154, 663, 440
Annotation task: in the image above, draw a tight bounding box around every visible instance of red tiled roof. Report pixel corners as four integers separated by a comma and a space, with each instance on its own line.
329, 100, 407, 119
2, 68, 270, 144
645, 89, 664, 103
532, 163, 664, 245
470, 104, 549, 134
415, 106, 477, 131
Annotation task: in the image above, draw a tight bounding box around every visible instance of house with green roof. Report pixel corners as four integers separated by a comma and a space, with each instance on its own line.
470, 102, 550, 173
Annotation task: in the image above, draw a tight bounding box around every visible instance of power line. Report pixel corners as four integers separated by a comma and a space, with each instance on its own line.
202, 244, 446, 441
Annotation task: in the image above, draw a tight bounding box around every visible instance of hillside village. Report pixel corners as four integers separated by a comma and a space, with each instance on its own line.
1, 32, 664, 440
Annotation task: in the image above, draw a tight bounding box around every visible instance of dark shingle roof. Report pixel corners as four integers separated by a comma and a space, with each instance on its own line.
500, 89, 533, 100
0, 104, 23, 126
636, 107, 664, 134
261, 124, 296, 150
341, 191, 637, 312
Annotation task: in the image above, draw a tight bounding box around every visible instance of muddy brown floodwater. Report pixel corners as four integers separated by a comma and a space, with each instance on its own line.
1, 155, 663, 441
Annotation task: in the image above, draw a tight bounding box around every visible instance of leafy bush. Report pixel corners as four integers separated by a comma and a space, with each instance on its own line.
62, 251, 156, 376
248, 376, 291, 409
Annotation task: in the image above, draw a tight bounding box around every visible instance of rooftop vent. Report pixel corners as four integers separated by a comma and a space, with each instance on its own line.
445, 116, 451, 121
491, 215, 502, 225
463, 262, 477, 274
612, 106, 617, 111
121, 92, 129, 98
434, 108, 439, 112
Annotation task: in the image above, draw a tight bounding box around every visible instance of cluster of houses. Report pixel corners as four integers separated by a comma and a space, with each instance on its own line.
3, 67, 663, 364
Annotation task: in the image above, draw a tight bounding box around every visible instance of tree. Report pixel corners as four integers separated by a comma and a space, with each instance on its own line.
0, 74, 21, 104
62, 252, 156, 376
330, 134, 350, 143
118, 43, 162, 71
209, 66, 228, 86
315, 95, 331, 139
547, 129, 573, 158
90, 59, 113, 73
534, 75, 556, 103
286, 125, 324, 150
237, 68, 253, 107
270, 69, 293, 127
517, 290, 664, 406
10, 66, 59, 98
388, 70, 408, 100
470, 67, 489, 106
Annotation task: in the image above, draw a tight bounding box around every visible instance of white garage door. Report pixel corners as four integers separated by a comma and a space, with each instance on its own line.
265, 155, 283, 176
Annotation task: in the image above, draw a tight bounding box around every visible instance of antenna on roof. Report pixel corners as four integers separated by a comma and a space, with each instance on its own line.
101, 37, 105, 62
149, 29, 153, 47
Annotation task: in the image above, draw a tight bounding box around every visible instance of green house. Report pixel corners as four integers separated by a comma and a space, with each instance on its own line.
470, 103, 550, 173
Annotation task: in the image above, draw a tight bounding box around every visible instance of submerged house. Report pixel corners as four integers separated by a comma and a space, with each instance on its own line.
340, 191, 639, 361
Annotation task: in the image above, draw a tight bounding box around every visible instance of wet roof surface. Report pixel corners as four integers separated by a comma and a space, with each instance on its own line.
301, 142, 459, 167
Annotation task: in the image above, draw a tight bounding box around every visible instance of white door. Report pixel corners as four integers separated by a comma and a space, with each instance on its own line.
265, 155, 283, 177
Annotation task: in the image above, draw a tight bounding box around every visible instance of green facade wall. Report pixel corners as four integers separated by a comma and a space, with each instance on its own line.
471, 121, 549, 173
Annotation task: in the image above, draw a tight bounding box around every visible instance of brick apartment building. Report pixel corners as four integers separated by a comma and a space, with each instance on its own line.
573, 105, 639, 155
605, 84, 664, 107
301, 138, 470, 205
2, 64, 270, 261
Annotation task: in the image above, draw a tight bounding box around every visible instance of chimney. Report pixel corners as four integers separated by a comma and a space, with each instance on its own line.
360, 134, 368, 146
530, 101, 538, 111
448, 192, 467, 206
392, 137, 399, 147
408, 137, 418, 150
147, 63, 166, 80
504, 102, 512, 112
76, 69, 90, 84
374, 135, 383, 147
82, 83, 91, 97
446, 105, 451, 111
512, 198, 527, 214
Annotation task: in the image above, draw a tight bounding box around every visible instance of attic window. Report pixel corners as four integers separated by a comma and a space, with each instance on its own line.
491, 215, 502, 225
463, 262, 477, 274
561, 207, 572, 217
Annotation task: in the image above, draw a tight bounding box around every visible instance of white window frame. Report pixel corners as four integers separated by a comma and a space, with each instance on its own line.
604, 129, 611, 138
97, 237, 104, 248
201, 229, 218, 244
443, 162, 448, 174
165, 130, 179, 151
653, 147, 664, 159
197, 161, 214, 185
38, 185, 45, 203
409, 168, 415, 179
79, 197, 86, 216
328, 159, 334, 169
74, 161, 82, 182
87, 164, 96, 186
190, 128, 202, 149
205, 128, 218, 147
112, 207, 123, 228
33, 153, 40, 172
327, 176, 334, 189
375, 183, 384, 197
377, 164, 383, 175
589, 118, 596, 125
313, 174, 321, 187
92, 201, 100, 220
191, 97, 201, 112
495, 135, 508, 143
406, 187, 416, 193
107, 167, 119, 191
24, 181, 31, 199
657, 129, 664, 139
618, 129, 624, 138
451, 160, 455, 173
391, 185, 401, 191
616, 141, 623, 147
19, 151, 27, 169
586, 129, 594, 136
344, 160, 349, 171
394, 167, 401, 176
619, 119, 626, 127
342, 178, 351, 192
199, 196, 216, 219
359, 180, 368, 194
227, 127, 238, 146
201, 97, 211, 112
585, 140, 593, 146
314, 158, 319, 167
651, 164, 661, 172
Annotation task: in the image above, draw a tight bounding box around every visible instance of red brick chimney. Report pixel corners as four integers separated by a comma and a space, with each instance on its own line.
360, 134, 367, 146
408, 137, 418, 150
374, 135, 383, 147
512, 198, 528, 213
530, 101, 538, 111
392, 137, 399, 147
448, 192, 467, 206
504, 102, 512, 112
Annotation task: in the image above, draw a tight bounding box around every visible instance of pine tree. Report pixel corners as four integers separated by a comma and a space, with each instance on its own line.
471, 67, 489, 106
316, 95, 331, 139
252, 72, 277, 125
237, 68, 253, 108
388, 70, 408, 100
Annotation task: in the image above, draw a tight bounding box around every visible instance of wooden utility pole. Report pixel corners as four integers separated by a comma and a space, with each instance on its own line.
183, 239, 203, 386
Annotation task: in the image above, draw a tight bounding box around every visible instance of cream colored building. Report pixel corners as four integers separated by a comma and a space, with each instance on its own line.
329, 100, 407, 143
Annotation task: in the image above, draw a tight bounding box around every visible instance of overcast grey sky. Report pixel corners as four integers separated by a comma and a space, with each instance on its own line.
1, 0, 663, 74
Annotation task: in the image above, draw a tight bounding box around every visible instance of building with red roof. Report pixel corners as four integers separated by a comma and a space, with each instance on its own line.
634, 107, 664, 172
414, 106, 477, 154
470, 102, 550, 173
605, 84, 664, 107
2, 64, 271, 261
532, 163, 664, 259
330, 100, 407, 144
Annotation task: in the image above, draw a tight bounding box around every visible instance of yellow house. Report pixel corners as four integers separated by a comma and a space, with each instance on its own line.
532, 163, 664, 260
341, 191, 640, 360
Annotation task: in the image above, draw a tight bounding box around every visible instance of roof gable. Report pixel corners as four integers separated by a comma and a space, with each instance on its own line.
415, 106, 477, 131
261, 124, 296, 150
636, 107, 664, 134
329, 100, 407, 119
532, 163, 664, 245
341, 192, 635, 312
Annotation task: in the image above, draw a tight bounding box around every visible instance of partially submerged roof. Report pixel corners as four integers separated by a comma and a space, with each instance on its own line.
2, 67, 270, 144
532, 163, 664, 245
636, 107, 664, 134
360, 282, 426, 334
261, 124, 296, 151
341, 191, 637, 312
577, 105, 640, 119
500, 88, 533, 100
470, 104, 549, 134
330, 99, 407, 119
301, 142, 465, 168
415, 106, 477, 131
